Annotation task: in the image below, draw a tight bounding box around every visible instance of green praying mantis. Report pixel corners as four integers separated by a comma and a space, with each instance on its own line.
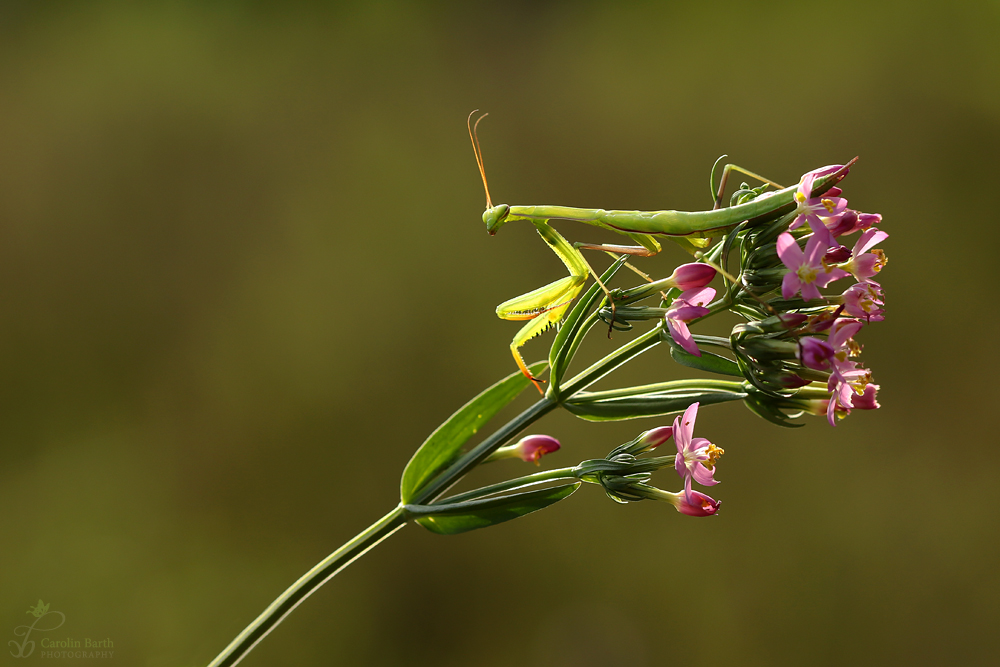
468, 111, 853, 391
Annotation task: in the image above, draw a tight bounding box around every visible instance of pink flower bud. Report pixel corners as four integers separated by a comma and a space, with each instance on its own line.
858, 213, 882, 229
779, 313, 809, 328
669, 263, 717, 291
636, 426, 674, 450
672, 489, 721, 517
825, 210, 858, 237
514, 435, 560, 464
824, 245, 852, 263
797, 337, 835, 371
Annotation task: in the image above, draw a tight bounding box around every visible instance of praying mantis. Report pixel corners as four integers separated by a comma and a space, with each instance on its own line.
468, 112, 853, 390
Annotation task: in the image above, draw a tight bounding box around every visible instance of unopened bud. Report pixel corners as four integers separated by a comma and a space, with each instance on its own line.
670, 263, 717, 291
487, 434, 560, 465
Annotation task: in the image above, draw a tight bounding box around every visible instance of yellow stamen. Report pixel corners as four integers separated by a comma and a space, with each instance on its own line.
703, 443, 724, 469
821, 198, 837, 213
872, 249, 888, 272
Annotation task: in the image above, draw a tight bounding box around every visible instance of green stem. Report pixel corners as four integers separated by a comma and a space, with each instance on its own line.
207, 507, 407, 667
560, 327, 661, 397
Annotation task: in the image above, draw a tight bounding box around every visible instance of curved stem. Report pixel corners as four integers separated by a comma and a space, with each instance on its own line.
207, 507, 407, 667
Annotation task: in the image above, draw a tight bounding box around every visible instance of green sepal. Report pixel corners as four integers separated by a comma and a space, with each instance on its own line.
549, 256, 628, 391
743, 393, 804, 428
400, 361, 547, 504
663, 332, 742, 377
405, 482, 580, 535
562, 382, 748, 422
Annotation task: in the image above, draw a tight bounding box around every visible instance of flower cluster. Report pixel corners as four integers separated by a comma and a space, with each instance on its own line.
736, 164, 886, 425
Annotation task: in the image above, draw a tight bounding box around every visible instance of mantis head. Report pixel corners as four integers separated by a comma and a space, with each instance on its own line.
483, 204, 509, 235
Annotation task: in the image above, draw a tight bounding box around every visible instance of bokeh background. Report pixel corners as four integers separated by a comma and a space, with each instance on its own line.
2, 2, 998, 666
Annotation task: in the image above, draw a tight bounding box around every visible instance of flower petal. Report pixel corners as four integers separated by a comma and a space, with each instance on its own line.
692, 462, 718, 486
776, 232, 804, 269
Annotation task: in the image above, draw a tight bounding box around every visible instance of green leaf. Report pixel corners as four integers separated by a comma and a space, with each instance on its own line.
563, 382, 748, 422
549, 256, 627, 390
406, 482, 580, 535
399, 361, 547, 504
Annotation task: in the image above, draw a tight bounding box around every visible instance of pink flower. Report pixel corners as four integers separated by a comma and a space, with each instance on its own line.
836, 228, 888, 284
823, 381, 880, 425
842, 281, 885, 321
777, 233, 847, 301
821, 319, 876, 426
827, 319, 864, 383
672, 402, 723, 503
788, 167, 849, 247
665, 286, 715, 357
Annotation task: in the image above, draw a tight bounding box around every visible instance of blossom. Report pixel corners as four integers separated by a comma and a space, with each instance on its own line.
842, 281, 885, 321
820, 319, 876, 426
788, 167, 849, 247
777, 233, 847, 301
665, 286, 715, 356
673, 402, 722, 503
835, 228, 888, 284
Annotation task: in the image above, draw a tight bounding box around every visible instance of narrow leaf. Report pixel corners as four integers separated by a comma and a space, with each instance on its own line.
400, 361, 547, 504
407, 482, 580, 535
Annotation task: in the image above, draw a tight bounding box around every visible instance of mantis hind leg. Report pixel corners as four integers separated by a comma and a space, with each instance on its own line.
712, 161, 785, 210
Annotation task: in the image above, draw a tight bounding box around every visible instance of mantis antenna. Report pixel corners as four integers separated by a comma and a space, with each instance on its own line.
467, 110, 492, 208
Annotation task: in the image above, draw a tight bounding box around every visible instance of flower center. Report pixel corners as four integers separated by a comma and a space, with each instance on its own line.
797, 266, 819, 284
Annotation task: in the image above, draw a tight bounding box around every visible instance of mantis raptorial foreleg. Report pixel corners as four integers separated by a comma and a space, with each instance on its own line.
495, 220, 589, 391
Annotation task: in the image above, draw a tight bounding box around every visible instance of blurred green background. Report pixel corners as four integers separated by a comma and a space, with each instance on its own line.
1, 2, 997, 666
